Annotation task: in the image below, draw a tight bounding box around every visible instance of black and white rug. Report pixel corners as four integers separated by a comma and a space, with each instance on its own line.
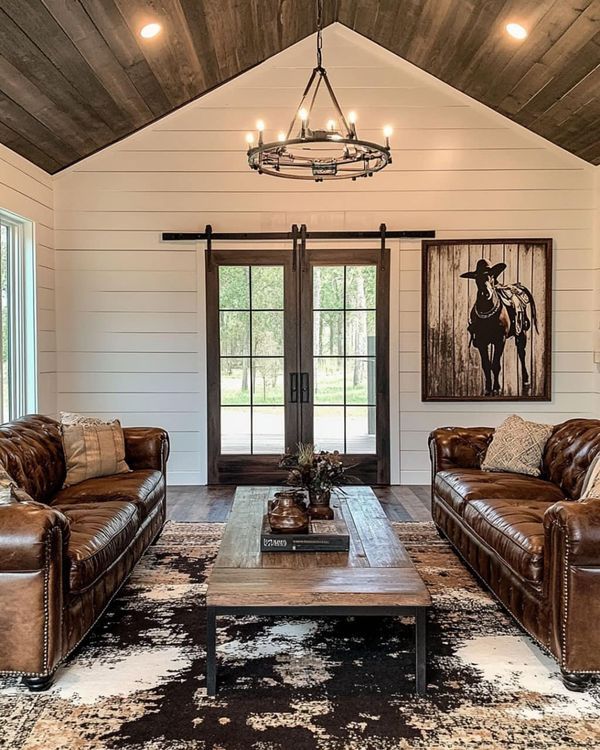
1, 521, 599, 749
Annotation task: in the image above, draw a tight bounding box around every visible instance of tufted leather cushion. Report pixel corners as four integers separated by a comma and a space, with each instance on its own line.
435, 468, 564, 516
463, 498, 552, 584
0, 416, 65, 502
56, 501, 138, 593
52, 470, 164, 523
543, 419, 600, 499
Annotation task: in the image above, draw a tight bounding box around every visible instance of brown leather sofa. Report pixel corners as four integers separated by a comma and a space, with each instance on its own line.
429, 417, 600, 691
0, 415, 169, 691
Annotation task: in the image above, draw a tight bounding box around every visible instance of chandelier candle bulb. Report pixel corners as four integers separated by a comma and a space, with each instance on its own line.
327, 119, 336, 132
277, 132, 286, 142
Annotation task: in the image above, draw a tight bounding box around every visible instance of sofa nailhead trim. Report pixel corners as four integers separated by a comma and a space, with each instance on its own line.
0, 505, 164, 680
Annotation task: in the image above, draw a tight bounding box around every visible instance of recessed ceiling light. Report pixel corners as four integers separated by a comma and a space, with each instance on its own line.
140, 22, 161, 39
505, 22, 528, 40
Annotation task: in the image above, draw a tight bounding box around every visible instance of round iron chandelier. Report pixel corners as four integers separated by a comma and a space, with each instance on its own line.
245, 0, 392, 182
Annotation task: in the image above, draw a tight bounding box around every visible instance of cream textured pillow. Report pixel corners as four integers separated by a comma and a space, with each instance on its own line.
61, 420, 130, 487
60, 411, 107, 427
481, 415, 553, 478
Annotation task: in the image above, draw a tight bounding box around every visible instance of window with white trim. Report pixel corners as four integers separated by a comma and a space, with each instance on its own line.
0, 210, 37, 422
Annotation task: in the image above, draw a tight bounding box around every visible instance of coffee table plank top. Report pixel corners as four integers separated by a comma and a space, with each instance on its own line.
208, 486, 431, 609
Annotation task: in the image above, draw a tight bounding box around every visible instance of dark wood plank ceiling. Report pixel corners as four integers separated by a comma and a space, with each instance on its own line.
0, 0, 597, 174
340, 0, 600, 165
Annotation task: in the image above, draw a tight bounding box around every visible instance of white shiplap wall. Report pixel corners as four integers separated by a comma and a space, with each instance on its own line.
53, 24, 596, 485
0, 142, 55, 415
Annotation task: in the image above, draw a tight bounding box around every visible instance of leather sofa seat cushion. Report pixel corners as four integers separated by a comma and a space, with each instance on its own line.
463, 498, 553, 584
435, 469, 564, 516
56, 501, 138, 594
52, 470, 164, 523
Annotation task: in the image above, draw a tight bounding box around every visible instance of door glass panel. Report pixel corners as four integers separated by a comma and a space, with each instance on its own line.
313, 266, 344, 309
253, 406, 285, 453
346, 406, 376, 453
312, 264, 377, 454
221, 406, 251, 453
252, 311, 283, 355
346, 310, 376, 355
314, 406, 344, 452
313, 310, 344, 356
346, 265, 376, 308
219, 265, 285, 454
346, 357, 375, 404
252, 357, 284, 405
220, 358, 251, 404
219, 311, 250, 356
251, 266, 284, 309
314, 357, 344, 404
219, 266, 249, 309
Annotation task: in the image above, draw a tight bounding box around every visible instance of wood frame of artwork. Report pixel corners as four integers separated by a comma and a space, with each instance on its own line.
421, 238, 552, 402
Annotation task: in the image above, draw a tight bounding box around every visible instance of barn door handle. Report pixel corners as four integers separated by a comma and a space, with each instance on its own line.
300, 372, 310, 402
290, 372, 299, 403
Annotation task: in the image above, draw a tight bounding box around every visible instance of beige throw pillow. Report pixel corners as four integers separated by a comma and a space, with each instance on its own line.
60, 411, 106, 427
481, 415, 553, 478
62, 420, 130, 487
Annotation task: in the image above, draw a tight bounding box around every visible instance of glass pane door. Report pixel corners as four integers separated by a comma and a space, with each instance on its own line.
300, 247, 389, 485
219, 265, 285, 454
207, 249, 298, 484
312, 265, 377, 454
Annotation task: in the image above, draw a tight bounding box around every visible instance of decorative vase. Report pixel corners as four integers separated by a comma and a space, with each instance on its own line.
268, 491, 309, 534
307, 489, 334, 520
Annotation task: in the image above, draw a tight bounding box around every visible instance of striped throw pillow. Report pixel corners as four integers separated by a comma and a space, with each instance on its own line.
61, 420, 130, 487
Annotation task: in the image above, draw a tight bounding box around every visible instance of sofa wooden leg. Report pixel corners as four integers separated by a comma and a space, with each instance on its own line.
561, 670, 590, 692
23, 675, 54, 692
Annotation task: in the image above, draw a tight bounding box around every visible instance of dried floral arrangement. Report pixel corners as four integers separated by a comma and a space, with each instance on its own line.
279, 443, 357, 494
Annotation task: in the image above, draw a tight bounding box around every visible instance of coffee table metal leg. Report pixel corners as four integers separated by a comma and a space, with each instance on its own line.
415, 607, 427, 695
206, 606, 217, 696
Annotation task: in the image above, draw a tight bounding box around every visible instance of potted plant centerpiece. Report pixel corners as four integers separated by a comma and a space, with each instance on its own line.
279, 443, 356, 520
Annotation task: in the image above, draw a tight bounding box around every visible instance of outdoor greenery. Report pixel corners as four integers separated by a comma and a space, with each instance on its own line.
218, 264, 377, 452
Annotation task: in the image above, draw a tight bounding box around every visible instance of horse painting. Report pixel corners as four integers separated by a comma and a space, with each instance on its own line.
460, 258, 538, 396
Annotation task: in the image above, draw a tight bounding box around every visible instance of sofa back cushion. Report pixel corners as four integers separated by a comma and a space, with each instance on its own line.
543, 419, 600, 500
0, 415, 66, 503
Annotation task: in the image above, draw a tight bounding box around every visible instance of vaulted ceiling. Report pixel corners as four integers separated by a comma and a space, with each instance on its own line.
0, 0, 598, 174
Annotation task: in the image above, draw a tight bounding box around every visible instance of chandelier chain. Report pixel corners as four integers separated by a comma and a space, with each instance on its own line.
316, 0, 323, 69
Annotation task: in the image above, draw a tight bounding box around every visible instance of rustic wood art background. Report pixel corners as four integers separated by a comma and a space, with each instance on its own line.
422, 239, 552, 401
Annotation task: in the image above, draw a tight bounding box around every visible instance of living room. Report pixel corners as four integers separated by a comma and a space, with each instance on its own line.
0, 1, 599, 748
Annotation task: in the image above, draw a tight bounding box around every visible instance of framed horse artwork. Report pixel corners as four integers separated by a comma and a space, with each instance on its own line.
421, 238, 552, 401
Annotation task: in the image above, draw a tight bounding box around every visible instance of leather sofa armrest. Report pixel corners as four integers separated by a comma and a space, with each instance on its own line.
0, 500, 70, 570
123, 427, 170, 474
428, 427, 494, 478
544, 499, 600, 567
544, 499, 600, 673
0, 500, 69, 677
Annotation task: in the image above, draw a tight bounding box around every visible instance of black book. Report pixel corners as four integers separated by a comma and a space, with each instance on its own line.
261, 517, 350, 553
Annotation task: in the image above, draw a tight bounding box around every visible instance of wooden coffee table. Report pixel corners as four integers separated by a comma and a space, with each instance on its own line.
206, 486, 431, 696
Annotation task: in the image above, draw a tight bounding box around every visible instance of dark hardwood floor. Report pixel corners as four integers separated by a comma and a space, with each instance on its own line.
166, 485, 432, 523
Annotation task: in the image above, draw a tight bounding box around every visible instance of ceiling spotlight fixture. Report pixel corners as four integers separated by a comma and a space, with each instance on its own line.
505, 22, 528, 40
140, 22, 161, 39
246, 0, 391, 181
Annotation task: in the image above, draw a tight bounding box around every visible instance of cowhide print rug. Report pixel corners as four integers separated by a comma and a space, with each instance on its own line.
1, 521, 599, 750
